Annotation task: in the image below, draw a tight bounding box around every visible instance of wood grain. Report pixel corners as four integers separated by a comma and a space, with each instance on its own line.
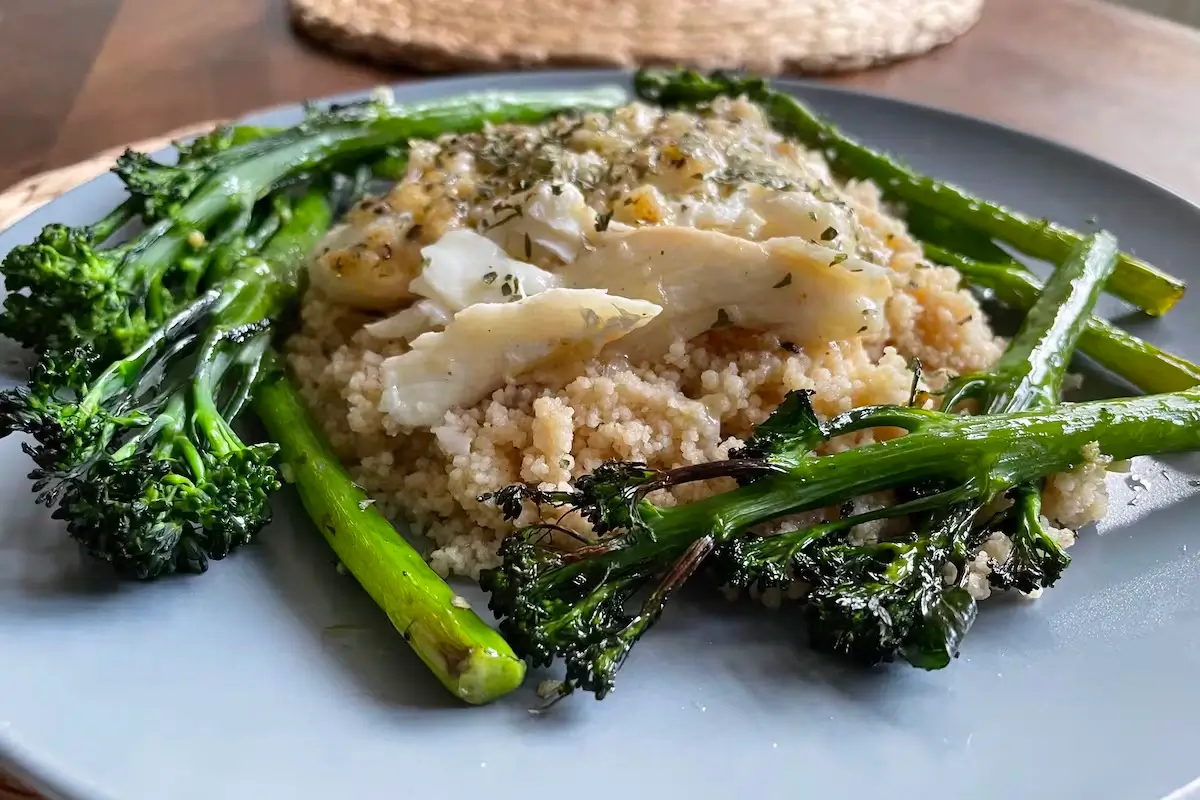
1, 0, 1199, 797
0, 0, 125, 189
3, 0, 1200, 201
833, 0, 1200, 202
0, 775, 37, 800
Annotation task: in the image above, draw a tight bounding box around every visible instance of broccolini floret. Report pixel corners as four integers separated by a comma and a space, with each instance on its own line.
0, 189, 331, 578
480, 231, 1199, 697
484, 382, 1200, 699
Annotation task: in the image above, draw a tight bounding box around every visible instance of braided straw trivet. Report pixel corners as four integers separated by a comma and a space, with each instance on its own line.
0, 121, 223, 800
290, 0, 985, 75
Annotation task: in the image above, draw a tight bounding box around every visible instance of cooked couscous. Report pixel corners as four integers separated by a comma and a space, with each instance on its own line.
285, 96, 1110, 597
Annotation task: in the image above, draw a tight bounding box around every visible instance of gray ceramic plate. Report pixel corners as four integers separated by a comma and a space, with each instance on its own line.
3, 71, 1200, 800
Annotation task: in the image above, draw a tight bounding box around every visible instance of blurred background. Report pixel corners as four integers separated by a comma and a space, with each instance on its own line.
1117, 0, 1200, 24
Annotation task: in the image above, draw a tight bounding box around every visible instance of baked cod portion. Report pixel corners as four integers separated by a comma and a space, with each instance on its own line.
287, 96, 1110, 586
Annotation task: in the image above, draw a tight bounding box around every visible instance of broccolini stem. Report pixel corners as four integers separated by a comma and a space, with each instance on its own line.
927, 243, 1200, 394
976, 232, 1119, 412
88, 199, 140, 244
148, 393, 207, 482
650, 388, 1200, 549
129, 87, 630, 336
253, 358, 527, 704
633, 69, 1184, 315
79, 288, 223, 420
902, 204, 1019, 266
194, 189, 336, 458
213, 190, 334, 328
760, 100, 1178, 315
170, 87, 628, 231
243, 182, 526, 703
933, 232, 1114, 605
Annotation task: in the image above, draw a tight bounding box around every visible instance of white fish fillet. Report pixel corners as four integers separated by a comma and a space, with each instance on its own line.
410, 229, 561, 310
367, 229, 561, 342
483, 181, 596, 264
557, 226, 892, 361
379, 289, 661, 428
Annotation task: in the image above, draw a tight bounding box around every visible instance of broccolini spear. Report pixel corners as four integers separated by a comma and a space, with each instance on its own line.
0, 188, 333, 579
2, 86, 627, 363
714, 233, 1116, 670
0, 125, 283, 361
485, 381, 1200, 699
114, 86, 626, 222
633, 68, 1185, 316
253, 358, 527, 704
479, 232, 1196, 694
925, 243, 1200, 394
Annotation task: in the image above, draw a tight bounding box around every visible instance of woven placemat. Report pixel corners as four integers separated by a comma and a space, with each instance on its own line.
0, 121, 223, 800
290, 0, 985, 74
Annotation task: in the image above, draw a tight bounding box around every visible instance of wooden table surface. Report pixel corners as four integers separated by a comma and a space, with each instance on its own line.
4, 0, 1200, 204
2, 0, 1200, 795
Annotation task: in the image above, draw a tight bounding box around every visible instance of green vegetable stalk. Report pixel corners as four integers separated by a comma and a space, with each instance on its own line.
0, 189, 333, 578
633, 68, 1185, 316
3, 86, 627, 362
926, 243, 1200, 394
485, 383, 1200, 699
941, 232, 1119, 413
254, 362, 527, 704
482, 233, 1127, 692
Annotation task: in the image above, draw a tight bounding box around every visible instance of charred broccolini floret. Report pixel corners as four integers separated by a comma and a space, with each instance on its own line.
484, 382, 1200, 699
0, 189, 332, 578
481, 231, 1200, 698
724, 233, 1118, 668
0, 125, 281, 361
